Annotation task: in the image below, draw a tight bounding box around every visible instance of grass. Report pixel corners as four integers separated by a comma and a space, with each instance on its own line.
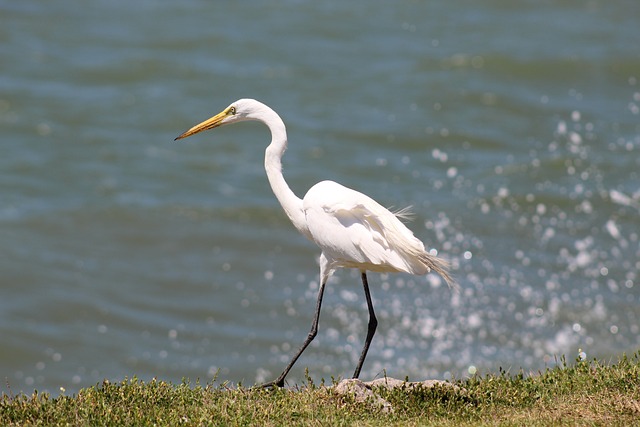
2, 353, 640, 426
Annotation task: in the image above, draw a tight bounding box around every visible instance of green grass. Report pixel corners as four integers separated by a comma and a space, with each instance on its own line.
2, 353, 640, 426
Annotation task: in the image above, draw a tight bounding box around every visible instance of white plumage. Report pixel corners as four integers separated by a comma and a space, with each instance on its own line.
303, 180, 447, 281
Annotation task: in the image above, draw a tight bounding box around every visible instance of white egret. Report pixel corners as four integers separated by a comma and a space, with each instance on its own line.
175, 98, 454, 388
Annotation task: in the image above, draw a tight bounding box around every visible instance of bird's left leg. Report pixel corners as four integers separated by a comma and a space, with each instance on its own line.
352, 271, 378, 379
260, 279, 327, 388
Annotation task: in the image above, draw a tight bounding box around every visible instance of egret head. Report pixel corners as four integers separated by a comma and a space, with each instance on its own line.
175, 99, 267, 140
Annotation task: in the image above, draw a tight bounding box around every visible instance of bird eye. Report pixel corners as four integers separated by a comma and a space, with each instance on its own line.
229, 106, 236, 115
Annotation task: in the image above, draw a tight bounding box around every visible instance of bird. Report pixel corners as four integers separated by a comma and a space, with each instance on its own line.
175, 98, 454, 388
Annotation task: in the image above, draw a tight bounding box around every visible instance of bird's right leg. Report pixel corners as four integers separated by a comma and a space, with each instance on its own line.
260, 279, 327, 388
352, 272, 377, 379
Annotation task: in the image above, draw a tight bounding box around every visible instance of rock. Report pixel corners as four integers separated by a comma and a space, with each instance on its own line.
331, 377, 458, 413
332, 379, 394, 413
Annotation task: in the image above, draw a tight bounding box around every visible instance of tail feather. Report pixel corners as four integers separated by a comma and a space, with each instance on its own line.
419, 252, 458, 292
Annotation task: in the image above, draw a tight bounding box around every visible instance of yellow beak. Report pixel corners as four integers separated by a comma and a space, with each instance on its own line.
175, 109, 229, 141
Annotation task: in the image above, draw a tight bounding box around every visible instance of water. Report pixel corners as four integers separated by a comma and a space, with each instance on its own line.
2, 0, 639, 394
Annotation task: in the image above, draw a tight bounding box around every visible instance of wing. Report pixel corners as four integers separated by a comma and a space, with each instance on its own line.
302, 181, 430, 275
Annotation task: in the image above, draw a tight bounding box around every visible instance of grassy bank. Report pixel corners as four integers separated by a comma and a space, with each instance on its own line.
2, 353, 639, 426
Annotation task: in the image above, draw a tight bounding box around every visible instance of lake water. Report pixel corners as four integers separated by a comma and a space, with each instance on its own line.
2, 0, 639, 394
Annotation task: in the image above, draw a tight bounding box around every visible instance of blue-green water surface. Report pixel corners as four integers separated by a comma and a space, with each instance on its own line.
1, 1, 639, 393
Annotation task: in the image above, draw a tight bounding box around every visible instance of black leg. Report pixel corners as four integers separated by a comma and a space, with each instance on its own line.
352, 272, 377, 379
261, 280, 327, 388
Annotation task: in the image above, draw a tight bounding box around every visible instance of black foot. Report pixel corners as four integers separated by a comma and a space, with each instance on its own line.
259, 378, 285, 389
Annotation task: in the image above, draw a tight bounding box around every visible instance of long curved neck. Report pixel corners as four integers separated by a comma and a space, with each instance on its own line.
261, 108, 311, 239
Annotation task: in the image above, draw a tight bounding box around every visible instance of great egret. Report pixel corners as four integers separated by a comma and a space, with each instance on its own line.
175, 98, 454, 388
